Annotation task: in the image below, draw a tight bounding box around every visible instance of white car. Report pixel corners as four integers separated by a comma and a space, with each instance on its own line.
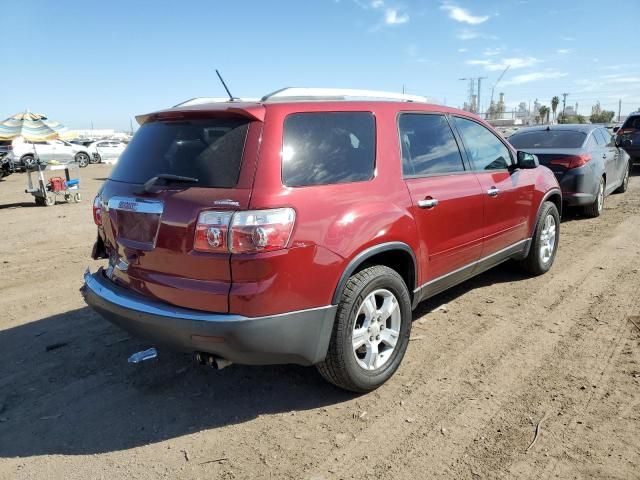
6, 138, 92, 169
86, 140, 127, 164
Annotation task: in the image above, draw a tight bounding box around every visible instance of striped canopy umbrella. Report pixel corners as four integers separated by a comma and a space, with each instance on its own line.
0, 111, 68, 141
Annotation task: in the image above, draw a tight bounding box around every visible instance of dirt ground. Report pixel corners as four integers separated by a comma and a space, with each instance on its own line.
0, 164, 638, 480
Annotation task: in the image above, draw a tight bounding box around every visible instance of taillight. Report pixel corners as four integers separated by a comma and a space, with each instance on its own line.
194, 211, 233, 253
93, 196, 102, 226
229, 208, 296, 253
193, 208, 296, 254
617, 128, 633, 136
550, 154, 592, 169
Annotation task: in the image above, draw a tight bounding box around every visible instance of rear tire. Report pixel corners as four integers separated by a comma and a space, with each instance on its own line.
519, 201, 560, 276
22, 155, 36, 169
583, 176, 605, 218
615, 160, 630, 194
317, 265, 412, 392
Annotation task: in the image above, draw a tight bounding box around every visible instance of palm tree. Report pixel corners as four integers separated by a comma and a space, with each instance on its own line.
551, 96, 560, 123
539, 106, 550, 125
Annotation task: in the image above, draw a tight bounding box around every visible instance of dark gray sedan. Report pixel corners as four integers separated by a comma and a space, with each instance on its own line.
508, 124, 631, 217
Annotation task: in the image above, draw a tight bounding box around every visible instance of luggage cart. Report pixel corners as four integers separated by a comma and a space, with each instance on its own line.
25, 162, 82, 206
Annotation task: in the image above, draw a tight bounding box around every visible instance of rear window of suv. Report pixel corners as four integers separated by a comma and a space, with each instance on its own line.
622, 116, 640, 130
109, 118, 249, 188
282, 112, 375, 187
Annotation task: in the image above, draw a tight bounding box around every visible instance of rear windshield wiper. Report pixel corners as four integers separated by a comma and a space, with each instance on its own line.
139, 174, 199, 193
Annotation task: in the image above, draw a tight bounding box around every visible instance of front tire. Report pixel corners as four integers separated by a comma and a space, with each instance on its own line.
316, 265, 412, 392
519, 201, 560, 276
75, 152, 89, 168
584, 176, 605, 218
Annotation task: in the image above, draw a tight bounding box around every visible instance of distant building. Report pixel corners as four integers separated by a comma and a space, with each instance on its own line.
65, 129, 132, 141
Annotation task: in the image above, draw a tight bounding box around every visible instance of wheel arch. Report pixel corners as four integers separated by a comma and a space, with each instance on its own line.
331, 242, 417, 305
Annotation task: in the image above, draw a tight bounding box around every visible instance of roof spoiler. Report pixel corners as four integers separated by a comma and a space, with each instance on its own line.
135, 105, 265, 126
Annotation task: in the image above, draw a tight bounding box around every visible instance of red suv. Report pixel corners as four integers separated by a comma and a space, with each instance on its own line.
82, 88, 561, 392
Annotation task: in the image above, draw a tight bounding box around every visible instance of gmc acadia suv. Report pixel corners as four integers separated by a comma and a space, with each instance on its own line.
82, 88, 562, 392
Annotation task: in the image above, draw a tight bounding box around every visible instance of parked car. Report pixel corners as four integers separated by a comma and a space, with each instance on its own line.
508, 124, 630, 217
82, 88, 562, 392
86, 140, 127, 164
5, 138, 91, 168
0, 142, 13, 179
614, 112, 640, 164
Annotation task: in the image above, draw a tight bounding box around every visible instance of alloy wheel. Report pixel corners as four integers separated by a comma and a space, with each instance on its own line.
538, 214, 557, 264
352, 289, 401, 371
597, 180, 605, 213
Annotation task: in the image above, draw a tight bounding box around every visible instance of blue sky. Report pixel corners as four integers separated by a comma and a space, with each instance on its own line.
2, 0, 639, 130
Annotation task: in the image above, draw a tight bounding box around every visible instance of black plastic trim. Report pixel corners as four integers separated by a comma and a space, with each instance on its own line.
331, 242, 417, 305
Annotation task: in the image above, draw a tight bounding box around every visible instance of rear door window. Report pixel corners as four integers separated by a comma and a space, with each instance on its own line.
109, 118, 249, 187
593, 130, 607, 146
282, 112, 375, 187
398, 114, 465, 176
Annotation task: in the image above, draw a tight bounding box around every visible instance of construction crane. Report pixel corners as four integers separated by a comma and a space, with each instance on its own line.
489, 65, 510, 109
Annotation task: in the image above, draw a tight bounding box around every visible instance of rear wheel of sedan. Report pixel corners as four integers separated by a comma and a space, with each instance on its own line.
89, 153, 100, 164
22, 155, 36, 169
317, 265, 412, 392
75, 152, 89, 168
584, 176, 605, 218
615, 161, 630, 194
519, 201, 560, 276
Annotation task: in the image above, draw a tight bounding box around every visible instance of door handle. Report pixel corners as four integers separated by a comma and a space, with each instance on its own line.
418, 198, 439, 209
487, 186, 500, 197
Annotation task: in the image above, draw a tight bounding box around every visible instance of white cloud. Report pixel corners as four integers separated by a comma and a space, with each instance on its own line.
560, 36, 575, 41
609, 77, 640, 84
502, 71, 567, 86
466, 56, 539, 71
557, 48, 572, 54
456, 28, 497, 41
371, 0, 384, 8
483, 47, 502, 56
385, 8, 409, 24
457, 29, 479, 40
603, 63, 639, 71
441, 4, 489, 25
458, 48, 468, 53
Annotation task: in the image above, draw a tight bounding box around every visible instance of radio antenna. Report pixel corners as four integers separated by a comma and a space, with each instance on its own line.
215, 69, 236, 101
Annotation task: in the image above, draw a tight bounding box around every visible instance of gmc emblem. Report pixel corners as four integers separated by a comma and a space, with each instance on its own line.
117, 201, 138, 211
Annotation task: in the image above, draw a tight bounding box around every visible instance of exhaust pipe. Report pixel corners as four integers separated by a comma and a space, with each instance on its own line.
195, 352, 232, 370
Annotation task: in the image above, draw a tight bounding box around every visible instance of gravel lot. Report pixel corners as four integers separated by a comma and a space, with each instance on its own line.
0, 164, 638, 479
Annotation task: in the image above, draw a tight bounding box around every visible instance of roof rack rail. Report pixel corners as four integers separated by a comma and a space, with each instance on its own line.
173, 97, 260, 108
261, 87, 432, 103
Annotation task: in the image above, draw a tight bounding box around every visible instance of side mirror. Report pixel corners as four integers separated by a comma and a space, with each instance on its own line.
616, 137, 633, 148
516, 151, 539, 169
613, 126, 620, 133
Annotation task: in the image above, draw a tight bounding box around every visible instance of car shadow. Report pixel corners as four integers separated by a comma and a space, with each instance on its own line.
0, 307, 355, 458
0, 201, 38, 210
0, 262, 551, 458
